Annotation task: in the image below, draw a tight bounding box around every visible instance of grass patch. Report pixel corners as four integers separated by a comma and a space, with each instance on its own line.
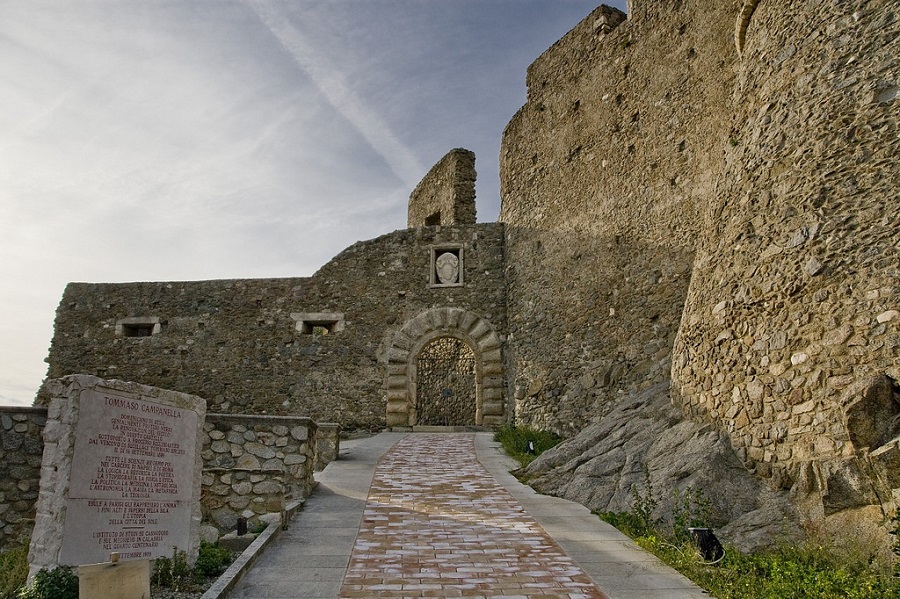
597, 488, 900, 599
494, 424, 562, 467
0, 546, 28, 599
628, 535, 899, 599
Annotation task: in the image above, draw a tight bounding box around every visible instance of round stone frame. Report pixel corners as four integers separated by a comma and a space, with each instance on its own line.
384, 308, 503, 427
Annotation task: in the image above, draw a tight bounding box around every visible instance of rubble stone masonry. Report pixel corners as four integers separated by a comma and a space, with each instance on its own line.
40, 224, 507, 430
500, 0, 898, 531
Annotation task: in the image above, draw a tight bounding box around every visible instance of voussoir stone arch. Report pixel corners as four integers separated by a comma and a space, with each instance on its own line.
384, 307, 503, 427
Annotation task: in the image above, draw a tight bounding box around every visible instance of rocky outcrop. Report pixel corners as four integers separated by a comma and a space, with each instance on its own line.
521, 383, 802, 553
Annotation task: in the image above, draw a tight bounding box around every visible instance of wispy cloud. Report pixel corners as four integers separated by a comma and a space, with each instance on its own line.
243, 0, 423, 190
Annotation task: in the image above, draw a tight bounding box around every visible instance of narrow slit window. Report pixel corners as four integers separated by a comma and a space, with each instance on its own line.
116, 317, 161, 337
122, 323, 155, 337
291, 312, 345, 335
304, 322, 337, 335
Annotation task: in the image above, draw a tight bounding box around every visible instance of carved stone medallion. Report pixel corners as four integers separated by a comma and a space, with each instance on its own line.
435, 252, 460, 284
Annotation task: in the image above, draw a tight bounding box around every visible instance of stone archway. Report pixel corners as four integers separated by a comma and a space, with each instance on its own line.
384, 308, 504, 427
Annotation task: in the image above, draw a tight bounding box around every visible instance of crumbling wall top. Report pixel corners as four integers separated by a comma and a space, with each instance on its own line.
407, 148, 476, 228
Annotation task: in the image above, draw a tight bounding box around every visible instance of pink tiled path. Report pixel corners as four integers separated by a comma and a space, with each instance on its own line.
339, 434, 609, 598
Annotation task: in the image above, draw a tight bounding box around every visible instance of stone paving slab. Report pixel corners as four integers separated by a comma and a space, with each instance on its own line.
339, 434, 609, 598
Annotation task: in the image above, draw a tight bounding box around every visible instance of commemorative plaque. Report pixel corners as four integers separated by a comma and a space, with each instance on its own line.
59, 389, 198, 564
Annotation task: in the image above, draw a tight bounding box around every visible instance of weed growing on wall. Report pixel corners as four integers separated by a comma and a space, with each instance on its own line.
892, 509, 900, 579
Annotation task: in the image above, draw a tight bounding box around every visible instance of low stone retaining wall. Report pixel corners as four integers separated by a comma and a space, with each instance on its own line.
0, 400, 341, 552
315, 423, 340, 471
0, 407, 46, 550
200, 414, 318, 537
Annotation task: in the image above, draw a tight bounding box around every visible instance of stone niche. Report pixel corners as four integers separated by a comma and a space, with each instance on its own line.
28, 375, 205, 576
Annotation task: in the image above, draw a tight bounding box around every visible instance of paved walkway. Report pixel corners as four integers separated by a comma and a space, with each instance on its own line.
229, 432, 709, 599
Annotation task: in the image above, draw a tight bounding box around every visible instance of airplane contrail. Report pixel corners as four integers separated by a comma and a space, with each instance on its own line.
242, 0, 424, 191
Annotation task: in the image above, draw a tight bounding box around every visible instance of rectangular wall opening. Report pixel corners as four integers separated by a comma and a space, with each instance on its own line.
291, 312, 345, 335
116, 317, 162, 338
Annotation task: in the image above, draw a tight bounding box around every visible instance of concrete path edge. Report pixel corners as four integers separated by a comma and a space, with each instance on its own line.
199, 497, 306, 599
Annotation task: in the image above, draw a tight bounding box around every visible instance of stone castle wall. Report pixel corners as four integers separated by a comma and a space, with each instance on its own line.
407, 148, 477, 227
671, 0, 899, 527
500, 1, 734, 433
201, 414, 318, 536
500, 0, 898, 530
40, 224, 506, 430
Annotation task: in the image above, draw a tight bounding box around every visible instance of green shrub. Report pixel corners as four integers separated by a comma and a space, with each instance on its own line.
16, 566, 77, 599
152, 543, 234, 589
0, 546, 28, 599
194, 542, 232, 578
494, 424, 562, 467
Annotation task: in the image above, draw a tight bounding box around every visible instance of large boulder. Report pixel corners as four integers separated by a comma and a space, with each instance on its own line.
521, 383, 802, 552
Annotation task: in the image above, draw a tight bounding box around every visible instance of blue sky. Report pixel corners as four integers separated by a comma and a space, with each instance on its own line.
0, 0, 627, 406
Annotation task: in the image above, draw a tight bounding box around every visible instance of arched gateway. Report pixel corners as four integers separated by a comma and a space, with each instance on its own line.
384, 307, 504, 427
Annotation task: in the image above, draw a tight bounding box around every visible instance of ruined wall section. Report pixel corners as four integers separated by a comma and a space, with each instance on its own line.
500, 2, 737, 433
672, 0, 900, 524
407, 148, 477, 227
40, 224, 506, 430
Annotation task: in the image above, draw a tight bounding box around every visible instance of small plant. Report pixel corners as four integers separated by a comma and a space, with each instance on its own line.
630, 470, 659, 536
194, 542, 233, 578
891, 508, 900, 578
0, 546, 28, 599
671, 486, 713, 543
16, 566, 77, 599
152, 547, 191, 590
597, 465, 659, 538
152, 543, 234, 590
494, 424, 563, 467
251, 521, 269, 534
